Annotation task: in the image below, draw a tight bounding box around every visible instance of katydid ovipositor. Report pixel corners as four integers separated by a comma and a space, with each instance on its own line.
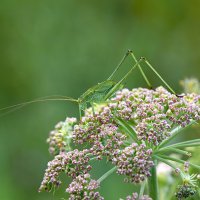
0, 50, 176, 118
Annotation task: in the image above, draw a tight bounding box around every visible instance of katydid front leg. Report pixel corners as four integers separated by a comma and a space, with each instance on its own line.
107, 50, 133, 80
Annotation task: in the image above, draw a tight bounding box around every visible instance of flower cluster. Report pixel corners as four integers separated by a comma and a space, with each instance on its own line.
39, 153, 63, 192
47, 117, 77, 155
66, 173, 104, 200
74, 87, 200, 148
39, 85, 200, 199
175, 185, 196, 200
72, 86, 200, 184
73, 109, 126, 160
110, 87, 200, 144
125, 192, 152, 200
112, 143, 153, 183
180, 78, 200, 94
135, 114, 171, 145
166, 94, 200, 127
39, 149, 91, 192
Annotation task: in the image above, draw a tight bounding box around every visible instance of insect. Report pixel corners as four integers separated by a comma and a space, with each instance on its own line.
0, 50, 176, 118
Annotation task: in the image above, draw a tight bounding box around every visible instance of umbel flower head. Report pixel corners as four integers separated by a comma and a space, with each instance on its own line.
39, 149, 91, 192
125, 192, 152, 200
66, 173, 104, 200
73, 87, 200, 149
39, 86, 200, 199
47, 117, 77, 155
175, 185, 196, 200
180, 78, 200, 94
112, 143, 153, 183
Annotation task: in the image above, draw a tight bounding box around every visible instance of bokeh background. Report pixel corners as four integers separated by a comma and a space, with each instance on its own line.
0, 1, 200, 199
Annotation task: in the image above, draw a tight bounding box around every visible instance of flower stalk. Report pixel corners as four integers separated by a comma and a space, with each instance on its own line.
148, 159, 158, 200
97, 167, 117, 183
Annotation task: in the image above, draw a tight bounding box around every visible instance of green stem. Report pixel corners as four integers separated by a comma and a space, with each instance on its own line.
159, 155, 200, 170
159, 142, 200, 150
139, 181, 146, 199
156, 147, 191, 157
115, 117, 138, 142
154, 155, 184, 178
148, 159, 158, 200
97, 167, 117, 183
158, 121, 195, 149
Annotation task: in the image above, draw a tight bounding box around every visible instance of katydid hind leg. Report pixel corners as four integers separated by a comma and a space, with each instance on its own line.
129, 51, 152, 89
142, 57, 176, 94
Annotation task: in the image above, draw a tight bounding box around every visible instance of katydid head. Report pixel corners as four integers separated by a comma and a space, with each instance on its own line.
140, 56, 147, 61
127, 49, 133, 55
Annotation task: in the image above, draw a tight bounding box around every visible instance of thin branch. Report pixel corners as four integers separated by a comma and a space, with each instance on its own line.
97, 167, 117, 183
158, 121, 195, 149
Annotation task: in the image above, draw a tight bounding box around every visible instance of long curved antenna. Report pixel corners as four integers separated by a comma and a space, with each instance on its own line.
0, 95, 78, 117
107, 50, 131, 80
129, 50, 152, 89
142, 57, 176, 94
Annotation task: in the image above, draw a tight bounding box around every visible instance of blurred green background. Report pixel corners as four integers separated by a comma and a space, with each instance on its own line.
0, 0, 200, 199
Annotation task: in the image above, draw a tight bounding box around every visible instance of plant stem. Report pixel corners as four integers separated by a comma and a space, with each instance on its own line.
158, 121, 195, 149
97, 166, 117, 183
154, 155, 184, 178
148, 159, 158, 200
159, 155, 200, 170
156, 147, 191, 157
139, 181, 146, 199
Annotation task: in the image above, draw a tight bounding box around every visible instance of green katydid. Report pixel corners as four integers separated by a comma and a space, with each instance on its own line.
0, 50, 176, 118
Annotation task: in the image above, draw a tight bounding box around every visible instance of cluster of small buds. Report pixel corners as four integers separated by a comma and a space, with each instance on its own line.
66, 173, 104, 200
74, 86, 200, 148
112, 143, 154, 183
73, 106, 113, 144
110, 87, 200, 144
175, 168, 181, 175
39, 149, 91, 192
166, 96, 200, 127
61, 149, 91, 178
40, 85, 200, 199
39, 154, 64, 192
184, 162, 190, 173
110, 87, 171, 121
175, 185, 196, 200
73, 109, 126, 159
136, 114, 171, 145
47, 117, 77, 155
125, 192, 152, 200
89, 123, 127, 160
